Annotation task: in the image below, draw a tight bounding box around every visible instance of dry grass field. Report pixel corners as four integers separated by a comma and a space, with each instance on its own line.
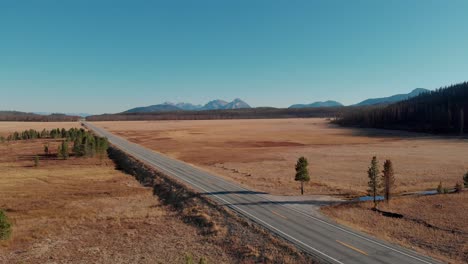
0, 128, 233, 263
95, 119, 468, 196
322, 193, 468, 264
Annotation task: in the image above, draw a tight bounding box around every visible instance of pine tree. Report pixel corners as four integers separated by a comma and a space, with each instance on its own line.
96, 137, 109, 159
57, 144, 63, 159
295, 157, 310, 195
40, 129, 48, 138
63, 141, 69, 159
382, 160, 395, 203
61, 128, 67, 138
44, 144, 49, 155
367, 156, 380, 208
73, 138, 82, 157
59, 141, 69, 160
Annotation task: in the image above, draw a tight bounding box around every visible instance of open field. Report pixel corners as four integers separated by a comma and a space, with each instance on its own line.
95, 119, 468, 196
322, 192, 468, 263
0, 138, 233, 263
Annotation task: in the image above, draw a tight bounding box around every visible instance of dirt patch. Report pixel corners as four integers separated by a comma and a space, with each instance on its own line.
322, 193, 468, 264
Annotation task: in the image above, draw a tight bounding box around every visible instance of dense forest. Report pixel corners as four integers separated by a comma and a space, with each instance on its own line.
334, 82, 468, 134
0, 111, 80, 122
86, 107, 344, 121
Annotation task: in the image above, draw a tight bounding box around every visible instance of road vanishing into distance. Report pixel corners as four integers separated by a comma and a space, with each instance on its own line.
85, 122, 441, 264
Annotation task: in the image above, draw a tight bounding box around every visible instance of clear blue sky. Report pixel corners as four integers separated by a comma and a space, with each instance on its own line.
1, 0, 467, 114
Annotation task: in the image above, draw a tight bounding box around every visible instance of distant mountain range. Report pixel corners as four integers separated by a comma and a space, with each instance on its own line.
289, 100, 343, 109
288, 88, 430, 109
123, 98, 251, 113
10, 88, 427, 116
353, 88, 429, 106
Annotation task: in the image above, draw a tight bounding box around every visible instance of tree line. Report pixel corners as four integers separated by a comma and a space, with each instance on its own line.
3, 128, 109, 160
52, 128, 109, 159
0, 111, 79, 122
5, 128, 89, 141
86, 107, 343, 121
334, 82, 468, 134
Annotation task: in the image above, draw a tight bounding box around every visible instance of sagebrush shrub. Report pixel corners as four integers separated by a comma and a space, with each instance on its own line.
0, 210, 11, 240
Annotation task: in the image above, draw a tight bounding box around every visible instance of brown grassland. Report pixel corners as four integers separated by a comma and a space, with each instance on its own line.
95, 118, 468, 263
2, 120, 466, 263
0, 126, 233, 263
322, 193, 468, 264
95, 118, 468, 196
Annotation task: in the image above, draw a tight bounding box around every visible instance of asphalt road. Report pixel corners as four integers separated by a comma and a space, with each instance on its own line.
85, 122, 442, 264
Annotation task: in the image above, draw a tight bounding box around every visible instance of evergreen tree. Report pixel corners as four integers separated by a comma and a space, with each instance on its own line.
295, 156, 310, 195
13, 132, 20, 140
73, 138, 83, 157
382, 160, 395, 203
96, 137, 109, 159
44, 144, 49, 155
63, 141, 69, 159
40, 129, 48, 138
57, 144, 63, 159
59, 141, 69, 159
367, 156, 380, 208
61, 128, 67, 138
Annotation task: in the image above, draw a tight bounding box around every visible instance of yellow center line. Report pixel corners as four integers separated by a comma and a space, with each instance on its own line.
336, 240, 369, 256
271, 210, 288, 219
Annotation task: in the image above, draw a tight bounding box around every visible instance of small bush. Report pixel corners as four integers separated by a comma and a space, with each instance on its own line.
185, 254, 194, 264
199, 257, 207, 264
0, 210, 12, 240
443, 188, 449, 194
454, 182, 462, 193
436, 182, 443, 194
34, 155, 39, 167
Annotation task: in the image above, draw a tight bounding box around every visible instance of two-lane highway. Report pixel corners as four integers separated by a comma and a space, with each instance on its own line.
85, 122, 441, 264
